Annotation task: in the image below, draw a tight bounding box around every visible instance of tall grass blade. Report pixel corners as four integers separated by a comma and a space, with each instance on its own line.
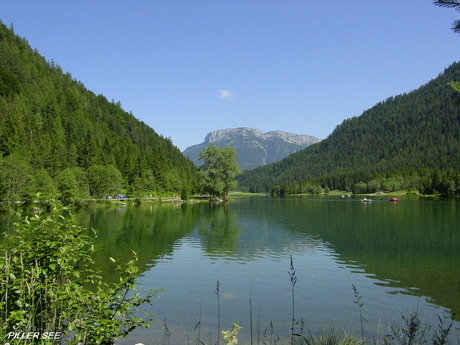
250, 297, 254, 345
193, 320, 201, 332
257, 304, 262, 345
195, 302, 203, 345
216, 280, 221, 345
352, 284, 366, 341
432, 313, 455, 345
289, 255, 298, 345
163, 317, 171, 345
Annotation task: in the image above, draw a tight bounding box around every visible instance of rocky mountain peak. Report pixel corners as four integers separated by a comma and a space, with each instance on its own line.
184, 127, 321, 170
204, 128, 262, 143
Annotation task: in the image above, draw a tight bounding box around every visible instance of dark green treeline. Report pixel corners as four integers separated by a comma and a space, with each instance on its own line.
0, 22, 198, 205
238, 63, 460, 196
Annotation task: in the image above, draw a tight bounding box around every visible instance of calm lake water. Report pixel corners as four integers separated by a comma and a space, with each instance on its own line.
2, 196, 459, 344
73, 196, 460, 345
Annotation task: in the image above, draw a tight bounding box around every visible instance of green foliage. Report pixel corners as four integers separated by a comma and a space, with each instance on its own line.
57, 169, 78, 204
0, 22, 197, 204
296, 329, 364, 345
447, 81, 460, 105
352, 182, 368, 195
199, 145, 241, 199
88, 165, 123, 198
0, 153, 34, 207
240, 62, 460, 197
382, 309, 454, 345
448, 81, 460, 93
34, 169, 59, 202
0, 203, 159, 344
180, 185, 190, 200
57, 167, 90, 204
0, 64, 20, 97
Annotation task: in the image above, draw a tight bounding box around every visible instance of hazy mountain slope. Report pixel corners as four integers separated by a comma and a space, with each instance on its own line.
238, 62, 460, 193
183, 128, 321, 170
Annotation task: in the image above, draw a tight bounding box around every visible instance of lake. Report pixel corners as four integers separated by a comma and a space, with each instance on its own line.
2, 196, 458, 344
72, 195, 460, 345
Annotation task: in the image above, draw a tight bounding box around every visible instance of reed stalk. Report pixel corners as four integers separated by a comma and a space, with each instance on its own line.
216, 280, 221, 345
257, 304, 262, 345
288, 255, 298, 345
250, 297, 254, 345
163, 317, 171, 345
352, 284, 365, 341
193, 302, 203, 345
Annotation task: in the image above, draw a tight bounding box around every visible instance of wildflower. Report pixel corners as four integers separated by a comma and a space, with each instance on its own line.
221, 322, 242, 345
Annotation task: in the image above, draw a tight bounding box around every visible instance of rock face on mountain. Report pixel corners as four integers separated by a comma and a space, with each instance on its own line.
183, 128, 321, 170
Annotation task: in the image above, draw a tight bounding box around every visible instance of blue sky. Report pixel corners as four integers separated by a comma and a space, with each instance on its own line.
1, 1, 459, 151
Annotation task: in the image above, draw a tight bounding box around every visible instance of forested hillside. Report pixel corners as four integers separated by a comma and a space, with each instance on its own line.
0, 22, 197, 205
238, 62, 460, 196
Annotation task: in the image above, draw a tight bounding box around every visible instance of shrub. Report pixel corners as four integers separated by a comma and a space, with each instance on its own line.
0, 203, 159, 344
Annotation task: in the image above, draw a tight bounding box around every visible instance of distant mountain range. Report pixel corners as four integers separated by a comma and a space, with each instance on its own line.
183, 128, 321, 170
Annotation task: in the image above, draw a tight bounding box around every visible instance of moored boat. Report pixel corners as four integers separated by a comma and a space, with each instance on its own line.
388, 198, 399, 202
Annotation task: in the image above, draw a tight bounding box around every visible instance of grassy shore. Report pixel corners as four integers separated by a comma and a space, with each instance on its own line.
287, 189, 442, 198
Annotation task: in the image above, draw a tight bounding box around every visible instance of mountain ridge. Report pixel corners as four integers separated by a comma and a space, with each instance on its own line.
203, 128, 318, 146
184, 127, 321, 170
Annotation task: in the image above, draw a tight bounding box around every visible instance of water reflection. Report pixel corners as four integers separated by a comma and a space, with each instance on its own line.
228, 197, 460, 320
70, 198, 460, 339
1, 197, 459, 343
75, 202, 202, 283
197, 202, 241, 257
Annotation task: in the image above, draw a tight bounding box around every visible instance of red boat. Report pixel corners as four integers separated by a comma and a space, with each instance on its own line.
388, 198, 399, 202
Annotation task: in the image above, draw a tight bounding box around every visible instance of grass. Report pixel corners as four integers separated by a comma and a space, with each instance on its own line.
232, 189, 442, 198
229, 192, 267, 197
289, 255, 298, 345
296, 329, 364, 345
352, 284, 365, 341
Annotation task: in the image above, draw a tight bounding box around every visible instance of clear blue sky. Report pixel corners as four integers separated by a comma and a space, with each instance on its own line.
1, 1, 459, 151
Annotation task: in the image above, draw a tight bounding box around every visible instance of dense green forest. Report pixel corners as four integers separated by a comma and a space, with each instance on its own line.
0, 22, 198, 207
238, 62, 460, 196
